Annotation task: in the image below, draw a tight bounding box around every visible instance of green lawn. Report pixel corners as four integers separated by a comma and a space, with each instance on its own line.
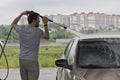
0, 46, 65, 68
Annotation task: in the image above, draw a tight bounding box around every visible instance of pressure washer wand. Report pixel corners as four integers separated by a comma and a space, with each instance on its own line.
39, 15, 53, 22
39, 15, 67, 29
52, 22, 67, 29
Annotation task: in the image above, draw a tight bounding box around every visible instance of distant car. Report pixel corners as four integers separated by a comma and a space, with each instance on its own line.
55, 34, 120, 80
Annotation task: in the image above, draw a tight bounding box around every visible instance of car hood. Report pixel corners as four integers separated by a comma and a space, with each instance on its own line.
76, 68, 120, 80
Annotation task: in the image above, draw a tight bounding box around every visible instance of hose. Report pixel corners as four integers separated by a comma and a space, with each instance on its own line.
0, 27, 13, 80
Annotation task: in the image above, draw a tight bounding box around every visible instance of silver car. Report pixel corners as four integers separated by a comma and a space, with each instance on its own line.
55, 35, 120, 80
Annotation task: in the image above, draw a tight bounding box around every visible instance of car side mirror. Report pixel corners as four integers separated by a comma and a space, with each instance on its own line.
55, 59, 72, 70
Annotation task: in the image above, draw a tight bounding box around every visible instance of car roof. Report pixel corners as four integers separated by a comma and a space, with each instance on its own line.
74, 34, 120, 41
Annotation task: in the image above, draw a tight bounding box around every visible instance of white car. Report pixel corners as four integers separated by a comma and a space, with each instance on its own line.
55, 34, 120, 80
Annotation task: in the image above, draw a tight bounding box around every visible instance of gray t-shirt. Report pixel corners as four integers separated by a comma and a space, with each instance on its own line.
15, 25, 44, 61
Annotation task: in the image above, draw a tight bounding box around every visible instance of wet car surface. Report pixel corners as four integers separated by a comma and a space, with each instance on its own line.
55, 35, 120, 80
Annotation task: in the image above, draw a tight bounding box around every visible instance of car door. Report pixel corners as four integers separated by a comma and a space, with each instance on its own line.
56, 40, 75, 80
64, 40, 76, 80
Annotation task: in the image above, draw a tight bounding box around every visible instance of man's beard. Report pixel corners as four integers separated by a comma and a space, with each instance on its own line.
35, 24, 39, 27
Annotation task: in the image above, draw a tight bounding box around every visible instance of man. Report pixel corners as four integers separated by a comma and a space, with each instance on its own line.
11, 11, 49, 80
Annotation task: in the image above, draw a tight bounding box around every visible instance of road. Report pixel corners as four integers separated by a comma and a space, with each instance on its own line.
0, 68, 57, 80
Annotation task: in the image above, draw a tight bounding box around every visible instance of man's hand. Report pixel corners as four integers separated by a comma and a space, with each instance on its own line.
42, 16, 49, 39
42, 17, 48, 26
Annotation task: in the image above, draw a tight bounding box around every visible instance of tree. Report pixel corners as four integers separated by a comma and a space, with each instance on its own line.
50, 29, 75, 39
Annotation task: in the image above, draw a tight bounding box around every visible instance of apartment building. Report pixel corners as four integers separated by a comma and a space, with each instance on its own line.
48, 14, 70, 27
95, 13, 105, 29
62, 15, 70, 27
69, 13, 79, 29
87, 12, 96, 29
115, 15, 120, 28
46, 12, 120, 31
112, 14, 118, 28
80, 12, 87, 28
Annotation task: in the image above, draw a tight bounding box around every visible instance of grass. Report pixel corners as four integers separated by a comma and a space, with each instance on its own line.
39, 46, 65, 68
0, 46, 65, 68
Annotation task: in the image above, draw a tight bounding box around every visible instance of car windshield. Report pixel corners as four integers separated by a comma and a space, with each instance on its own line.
78, 38, 120, 68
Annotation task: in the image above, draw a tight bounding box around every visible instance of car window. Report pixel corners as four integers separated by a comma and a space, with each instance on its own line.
67, 46, 75, 65
64, 40, 74, 59
78, 40, 120, 68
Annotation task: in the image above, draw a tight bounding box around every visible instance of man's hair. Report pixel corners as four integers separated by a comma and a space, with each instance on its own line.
27, 12, 39, 24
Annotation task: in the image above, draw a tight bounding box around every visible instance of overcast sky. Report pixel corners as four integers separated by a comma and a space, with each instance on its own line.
0, 0, 120, 24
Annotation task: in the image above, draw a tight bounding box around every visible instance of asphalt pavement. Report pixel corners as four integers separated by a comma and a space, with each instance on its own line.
0, 68, 57, 80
